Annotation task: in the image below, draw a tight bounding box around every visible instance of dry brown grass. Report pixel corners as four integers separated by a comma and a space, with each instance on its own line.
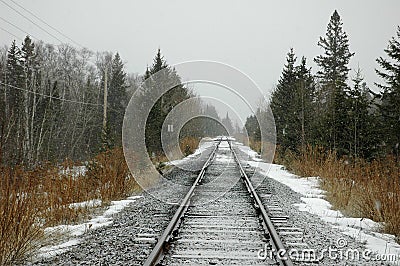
0, 147, 139, 265
149, 137, 200, 174
86, 147, 138, 202
281, 145, 400, 242
179, 137, 200, 156
249, 139, 262, 154
246, 138, 276, 162
0, 167, 44, 265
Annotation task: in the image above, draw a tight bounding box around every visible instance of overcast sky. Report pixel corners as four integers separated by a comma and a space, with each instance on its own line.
1, 0, 399, 121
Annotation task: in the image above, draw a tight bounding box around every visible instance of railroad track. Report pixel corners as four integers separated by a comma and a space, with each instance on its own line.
144, 138, 297, 265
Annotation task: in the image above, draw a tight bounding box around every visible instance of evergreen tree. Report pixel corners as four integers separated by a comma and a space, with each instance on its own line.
314, 10, 354, 154
6, 41, 24, 109
347, 69, 378, 159
270, 49, 315, 152
21, 36, 37, 83
221, 112, 234, 135
244, 114, 260, 141
375, 26, 400, 158
150, 49, 167, 75
144, 49, 168, 154
270, 48, 297, 151
144, 49, 191, 155
5, 40, 24, 164
108, 52, 128, 147
293, 57, 316, 150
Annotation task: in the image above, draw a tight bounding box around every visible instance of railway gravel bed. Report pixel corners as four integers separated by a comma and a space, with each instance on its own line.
28, 141, 390, 265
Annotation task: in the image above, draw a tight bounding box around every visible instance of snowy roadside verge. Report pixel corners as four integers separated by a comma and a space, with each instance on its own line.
38, 195, 143, 258
236, 141, 400, 263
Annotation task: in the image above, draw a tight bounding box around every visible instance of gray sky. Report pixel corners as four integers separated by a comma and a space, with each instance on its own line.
1, 0, 399, 121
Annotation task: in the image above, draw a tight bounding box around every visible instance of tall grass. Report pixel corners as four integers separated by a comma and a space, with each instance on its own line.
86, 147, 137, 202
279, 145, 400, 242
0, 147, 139, 265
243, 138, 276, 162
0, 167, 44, 265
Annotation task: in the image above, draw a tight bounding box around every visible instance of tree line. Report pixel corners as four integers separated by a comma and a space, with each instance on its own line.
0, 39, 232, 167
0, 37, 144, 166
246, 10, 400, 161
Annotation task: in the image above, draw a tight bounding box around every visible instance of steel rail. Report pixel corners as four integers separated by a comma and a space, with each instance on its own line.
143, 139, 221, 266
229, 141, 295, 266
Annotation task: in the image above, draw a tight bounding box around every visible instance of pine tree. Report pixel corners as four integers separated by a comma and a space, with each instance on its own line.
144, 49, 190, 155
6, 41, 24, 108
144, 49, 167, 154
375, 26, 400, 158
270, 49, 315, 152
108, 52, 128, 147
347, 69, 378, 159
5, 40, 24, 164
21, 36, 37, 82
270, 48, 297, 151
244, 115, 260, 141
150, 49, 167, 75
314, 10, 354, 154
293, 57, 316, 150
221, 112, 233, 135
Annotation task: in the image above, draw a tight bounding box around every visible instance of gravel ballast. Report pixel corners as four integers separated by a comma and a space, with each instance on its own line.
29, 142, 392, 265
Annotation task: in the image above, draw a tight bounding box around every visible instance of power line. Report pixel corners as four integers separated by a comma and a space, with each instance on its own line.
1, 0, 109, 70
0, 16, 40, 41
0, 81, 126, 115
0, 0, 64, 44
7, 0, 85, 48
0, 81, 101, 106
0, 26, 23, 42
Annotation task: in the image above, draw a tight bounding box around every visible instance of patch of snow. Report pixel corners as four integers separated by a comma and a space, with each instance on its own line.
39, 239, 80, 258
68, 199, 102, 209
218, 140, 231, 150
39, 195, 143, 258
213, 136, 235, 141
60, 165, 87, 177
103, 197, 140, 216
215, 154, 233, 163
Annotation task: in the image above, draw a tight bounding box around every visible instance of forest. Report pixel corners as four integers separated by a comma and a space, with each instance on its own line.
0, 42, 230, 166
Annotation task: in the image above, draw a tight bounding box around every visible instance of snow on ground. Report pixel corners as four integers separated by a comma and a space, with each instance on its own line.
39, 195, 143, 258
68, 199, 102, 209
60, 165, 87, 177
236, 141, 400, 262
215, 153, 233, 163
214, 138, 235, 164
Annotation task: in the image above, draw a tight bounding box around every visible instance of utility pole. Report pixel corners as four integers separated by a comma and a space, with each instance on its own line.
102, 66, 108, 144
